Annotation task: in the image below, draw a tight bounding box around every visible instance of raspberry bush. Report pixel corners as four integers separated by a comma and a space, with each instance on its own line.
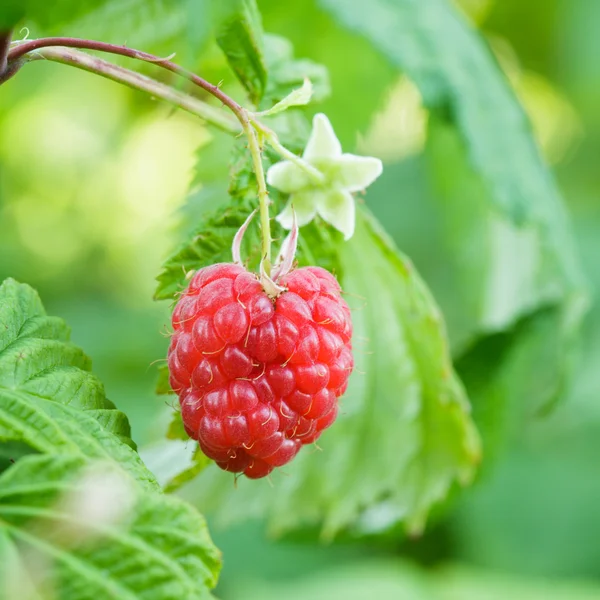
0, 1, 483, 593
2, 0, 584, 597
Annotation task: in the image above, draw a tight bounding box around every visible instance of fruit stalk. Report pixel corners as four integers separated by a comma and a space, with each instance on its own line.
243, 118, 272, 275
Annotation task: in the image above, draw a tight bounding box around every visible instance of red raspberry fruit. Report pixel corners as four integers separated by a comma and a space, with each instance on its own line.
168, 263, 353, 479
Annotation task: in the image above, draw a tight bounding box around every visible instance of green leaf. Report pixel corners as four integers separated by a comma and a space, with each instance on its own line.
225, 559, 600, 600
0, 279, 133, 442
319, 0, 588, 458
61, 1, 188, 54
0, 454, 221, 600
0, 8, 23, 29
166, 410, 187, 441
0, 278, 157, 488
2, 0, 113, 30
0, 377, 160, 491
0, 280, 222, 597
154, 201, 256, 301
262, 34, 331, 106
422, 120, 587, 453
156, 364, 174, 396
185, 209, 479, 538
457, 306, 581, 461
155, 137, 263, 301
0, 440, 37, 475
319, 0, 585, 289
257, 78, 313, 116
368, 151, 586, 467
199, 0, 267, 104
425, 113, 588, 354
164, 447, 211, 494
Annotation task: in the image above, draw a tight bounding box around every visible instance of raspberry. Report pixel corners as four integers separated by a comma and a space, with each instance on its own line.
168, 263, 353, 479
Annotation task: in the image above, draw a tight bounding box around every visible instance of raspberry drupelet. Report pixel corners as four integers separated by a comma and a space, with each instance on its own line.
168, 263, 353, 479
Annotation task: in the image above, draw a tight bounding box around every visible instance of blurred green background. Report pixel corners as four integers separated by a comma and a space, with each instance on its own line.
2, 0, 600, 597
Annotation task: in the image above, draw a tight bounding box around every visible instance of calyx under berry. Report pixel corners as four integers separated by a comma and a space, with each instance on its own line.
232, 205, 300, 299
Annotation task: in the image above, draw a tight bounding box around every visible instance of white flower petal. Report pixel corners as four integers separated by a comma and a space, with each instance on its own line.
316, 189, 356, 240
276, 192, 318, 229
304, 113, 342, 160
336, 154, 383, 192
267, 161, 312, 193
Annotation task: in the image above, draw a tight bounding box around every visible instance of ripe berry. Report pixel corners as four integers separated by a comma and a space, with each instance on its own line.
168, 263, 353, 479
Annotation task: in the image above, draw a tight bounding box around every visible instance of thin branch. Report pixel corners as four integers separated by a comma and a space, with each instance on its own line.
7, 37, 246, 121
26, 47, 241, 134
243, 119, 272, 275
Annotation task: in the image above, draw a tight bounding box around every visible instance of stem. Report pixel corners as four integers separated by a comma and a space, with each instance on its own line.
267, 133, 326, 184
0, 30, 11, 76
27, 47, 240, 134
243, 118, 272, 274
251, 118, 326, 185
8, 37, 247, 122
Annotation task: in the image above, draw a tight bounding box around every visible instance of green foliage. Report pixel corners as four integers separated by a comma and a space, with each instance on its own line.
214, 0, 267, 104
424, 120, 587, 435
257, 78, 313, 116
424, 118, 572, 351
0, 278, 140, 454
156, 363, 173, 396
185, 210, 479, 537
0, 392, 155, 488
154, 201, 255, 301
258, 0, 395, 146
1, 0, 110, 29
0, 6, 23, 29
451, 374, 600, 577
0, 454, 220, 599
319, 0, 588, 463
229, 559, 600, 600
64, 1, 188, 54
319, 0, 584, 246
185, 0, 268, 102
164, 447, 211, 493
0, 440, 37, 474
155, 135, 264, 300
1, 0, 597, 595
262, 34, 331, 107
0, 279, 222, 598
166, 410, 187, 440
